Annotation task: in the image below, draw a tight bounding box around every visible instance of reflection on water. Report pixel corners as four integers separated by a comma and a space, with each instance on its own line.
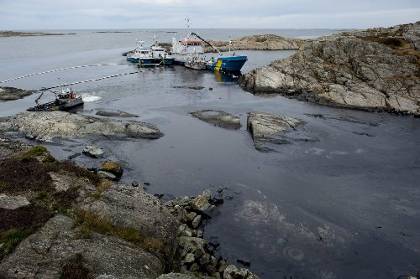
1, 31, 420, 279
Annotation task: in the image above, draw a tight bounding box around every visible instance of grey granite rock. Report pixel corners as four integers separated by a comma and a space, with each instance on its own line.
0, 215, 163, 279
0, 111, 163, 142
240, 22, 420, 116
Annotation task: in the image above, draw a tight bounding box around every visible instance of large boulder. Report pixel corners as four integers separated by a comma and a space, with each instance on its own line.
77, 183, 179, 259
247, 112, 302, 141
1, 111, 163, 142
240, 22, 420, 116
0, 215, 163, 279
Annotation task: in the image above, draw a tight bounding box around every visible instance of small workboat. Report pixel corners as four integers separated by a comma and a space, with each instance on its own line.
184, 56, 207, 70
28, 88, 84, 112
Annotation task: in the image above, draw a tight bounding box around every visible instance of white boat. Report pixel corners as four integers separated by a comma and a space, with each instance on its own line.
127, 41, 155, 65
172, 35, 204, 56
151, 45, 175, 65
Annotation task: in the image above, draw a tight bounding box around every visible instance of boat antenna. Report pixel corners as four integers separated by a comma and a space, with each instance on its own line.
185, 17, 191, 38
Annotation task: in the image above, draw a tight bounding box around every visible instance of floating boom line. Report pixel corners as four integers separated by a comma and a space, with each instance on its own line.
0, 63, 119, 84
38, 71, 139, 91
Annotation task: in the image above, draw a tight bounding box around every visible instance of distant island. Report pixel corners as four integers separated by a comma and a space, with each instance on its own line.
0, 31, 76, 38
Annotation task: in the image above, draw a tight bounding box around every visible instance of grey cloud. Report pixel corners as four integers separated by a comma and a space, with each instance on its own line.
0, 0, 419, 29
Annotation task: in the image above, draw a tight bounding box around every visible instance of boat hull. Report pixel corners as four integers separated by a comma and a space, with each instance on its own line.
208, 56, 247, 73
127, 57, 175, 66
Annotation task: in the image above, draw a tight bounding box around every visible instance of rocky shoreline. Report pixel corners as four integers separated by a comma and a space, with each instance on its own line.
239, 22, 420, 116
0, 138, 260, 279
205, 34, 304, 53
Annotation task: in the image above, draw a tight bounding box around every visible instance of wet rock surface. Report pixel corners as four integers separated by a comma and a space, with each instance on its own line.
0, 111, 163, 142
165, 191, 260, 279
82, 145, 105, 158
240, 22, 420, 115
191, 110, 241, 130
173, 86, 206, 90
99, 161, 124, 179
0, 87, 33, 101
247, 112, 315, 151
96, 109, 139, 118
206, 34, 304, 52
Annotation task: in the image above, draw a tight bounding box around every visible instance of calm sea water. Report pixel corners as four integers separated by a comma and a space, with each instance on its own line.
0, 29, 419, 279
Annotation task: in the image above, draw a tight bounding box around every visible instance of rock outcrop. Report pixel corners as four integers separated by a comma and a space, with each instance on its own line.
247, 112, 316, 151
247, 112, 302, 142
0, 140, 261, 279
206, 34, 304, 52
0, 87, 33, 101
240, 22, 420, 116
191, 110, 241, 129
0, 215, 164, 279
0, 111, 163, 142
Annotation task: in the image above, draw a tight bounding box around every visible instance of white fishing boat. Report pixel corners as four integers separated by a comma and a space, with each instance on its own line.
151, 44, 175, 65
127, 41, 156, 65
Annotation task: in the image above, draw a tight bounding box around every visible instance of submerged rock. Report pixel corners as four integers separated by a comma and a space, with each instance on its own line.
191, 110, 241, 129
0, 87, 33, 101
0, 111, 163, 142
240, 22, 420, 116
96, 110, 139, 118
82, 145, 105, 158
173, 86, 205, 90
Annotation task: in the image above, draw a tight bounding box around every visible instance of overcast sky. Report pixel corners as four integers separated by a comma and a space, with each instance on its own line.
1, 0, 419, 30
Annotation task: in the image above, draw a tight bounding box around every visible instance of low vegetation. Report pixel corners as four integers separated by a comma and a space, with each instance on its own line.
74, 210, 165, 257
0, 146, 103, 259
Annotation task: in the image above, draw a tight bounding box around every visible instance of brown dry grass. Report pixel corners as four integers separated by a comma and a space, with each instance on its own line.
74, 210, 165, 256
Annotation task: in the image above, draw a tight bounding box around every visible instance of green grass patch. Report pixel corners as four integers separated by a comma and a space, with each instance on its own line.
0, 229, 32, 256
